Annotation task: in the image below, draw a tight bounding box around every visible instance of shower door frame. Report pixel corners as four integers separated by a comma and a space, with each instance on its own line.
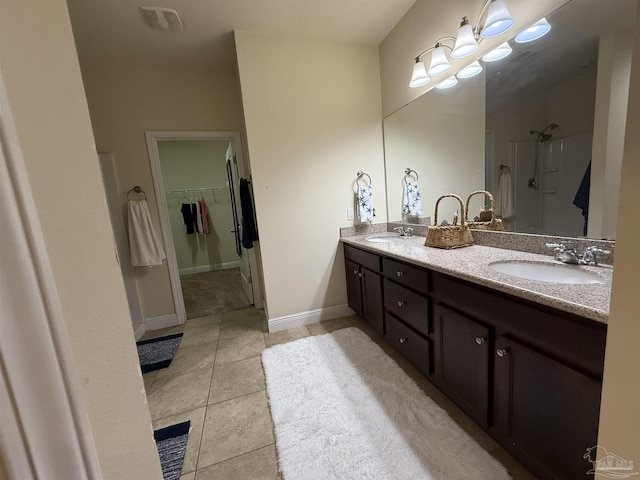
145, 130, 263, 324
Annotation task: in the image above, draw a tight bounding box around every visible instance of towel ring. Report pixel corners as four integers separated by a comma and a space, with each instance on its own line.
127, 185, 146, 200
353, 171, 372, 193
499, 164, 511, 174
404, 168, 419, 185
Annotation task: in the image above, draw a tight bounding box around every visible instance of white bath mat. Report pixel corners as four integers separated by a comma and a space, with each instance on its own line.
261, 327, 511, 480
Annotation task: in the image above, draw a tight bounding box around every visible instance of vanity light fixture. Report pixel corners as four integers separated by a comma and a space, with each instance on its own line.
451, 17, 479, 58
480, 0, 515, 38
482, 42, 512, 62
435, 76, 458, 90
409, 59, 431, 88
456, 60, 483, 79
428, 43, 452, 76
515, 17, 551, 43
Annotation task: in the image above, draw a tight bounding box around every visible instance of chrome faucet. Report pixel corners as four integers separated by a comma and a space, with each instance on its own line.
546, 243, 611, 266
394, 226, 414, 237
546, 243, 579, 264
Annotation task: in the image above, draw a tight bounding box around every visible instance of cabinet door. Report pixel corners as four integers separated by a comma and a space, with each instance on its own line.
345, 259, 362, 316
434, 304, 490, 428
493, 336, 601, 480
361, 267, 383, 335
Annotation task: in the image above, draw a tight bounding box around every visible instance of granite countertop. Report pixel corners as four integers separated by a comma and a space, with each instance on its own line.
341, 233, 612, 324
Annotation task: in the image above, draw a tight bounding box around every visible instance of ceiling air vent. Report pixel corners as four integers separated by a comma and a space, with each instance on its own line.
140, 6, 183, 32
509, 51, 537, 64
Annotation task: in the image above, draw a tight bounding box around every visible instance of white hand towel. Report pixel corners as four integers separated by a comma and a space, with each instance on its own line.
402, 181, 423, 216
128, 199, 166, 267
357, 185, 376, 222
496, 172, 514, 218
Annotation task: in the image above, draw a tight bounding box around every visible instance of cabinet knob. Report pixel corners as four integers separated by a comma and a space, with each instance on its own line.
399, 337, 407, 344
496, 349, 508, 358
397, 300, 405, 307
396, 271, 404, 277
358, 272, 363, 277
353, 269, 358, 275
475, 337, 486, 345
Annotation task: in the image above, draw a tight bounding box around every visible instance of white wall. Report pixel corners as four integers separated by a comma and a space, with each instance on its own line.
596, 4, 640, 469
235, 31, 386, 321
80, 66, 246, 321
589, 28, 634, 240
0, 1, 162, 477
158, 140, 239, 274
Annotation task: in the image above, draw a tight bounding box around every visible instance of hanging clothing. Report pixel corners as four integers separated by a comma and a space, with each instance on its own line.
239, 178, 259, 249
573, 161, 591, 236
196, 199, 203, 234
181, 203, 197, 234
191, 203, 199, 234
495, 171, 514, 219
199, 198, 210, 235
402, 181, 423, 216
357, 185, 376, 222
127, 199, 166, 267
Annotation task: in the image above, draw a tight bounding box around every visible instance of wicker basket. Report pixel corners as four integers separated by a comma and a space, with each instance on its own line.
465, 190, 504, 231
425, 194, 474, 249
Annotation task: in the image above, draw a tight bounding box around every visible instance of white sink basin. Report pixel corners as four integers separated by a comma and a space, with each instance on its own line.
488, 260, 604, 284
366, 236, 406, 243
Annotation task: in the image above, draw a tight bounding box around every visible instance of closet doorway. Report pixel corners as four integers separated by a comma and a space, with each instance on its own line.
146, 131, 262, 323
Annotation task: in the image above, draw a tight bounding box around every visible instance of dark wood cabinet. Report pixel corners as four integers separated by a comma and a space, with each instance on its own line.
344, 245, 383, 335
343, 243, 606, 480
493, 335, 602, 480
433, 304, 490, 428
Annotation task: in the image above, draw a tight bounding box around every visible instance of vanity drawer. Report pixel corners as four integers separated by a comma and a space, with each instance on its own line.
384, 279, 429, 337
385, 313, 431, 378
383, 258, 429, 294
344, 245, 381, 273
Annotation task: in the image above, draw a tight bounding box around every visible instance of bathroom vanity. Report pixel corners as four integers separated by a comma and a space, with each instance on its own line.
342, 234, 610, 480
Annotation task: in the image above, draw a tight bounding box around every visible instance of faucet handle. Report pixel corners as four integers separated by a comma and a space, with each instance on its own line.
546, 243, 565, 251
393, 226, 405, 234
405, 227, 414, 237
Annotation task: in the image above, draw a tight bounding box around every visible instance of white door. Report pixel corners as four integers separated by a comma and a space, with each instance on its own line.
226, 142, 255, 305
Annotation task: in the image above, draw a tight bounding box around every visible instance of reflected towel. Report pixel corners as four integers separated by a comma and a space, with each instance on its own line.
357, 185, 376, 222
128, 199, 166, 267
402, 181, 423, 216
496, 172, 514, 218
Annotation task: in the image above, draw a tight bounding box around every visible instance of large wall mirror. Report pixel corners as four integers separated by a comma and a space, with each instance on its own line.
383, 0, 636, 240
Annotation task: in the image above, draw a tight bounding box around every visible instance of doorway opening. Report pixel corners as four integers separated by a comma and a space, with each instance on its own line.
146, 131, 263, 323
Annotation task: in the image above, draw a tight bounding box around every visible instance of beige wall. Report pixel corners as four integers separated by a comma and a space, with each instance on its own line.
80, 65, 245, 320
379, 0, 568, 117
235, 31, 386, 319
0, 1, 162, 478
596, 5, 640, 472
158, 140, 239, 272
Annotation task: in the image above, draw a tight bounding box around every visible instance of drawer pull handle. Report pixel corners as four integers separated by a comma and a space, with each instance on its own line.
396, 271, 404, 277
399, 337, 407, 344
397, 300, 405, 307
496, 349, 508, 358
475, 337, 486, 345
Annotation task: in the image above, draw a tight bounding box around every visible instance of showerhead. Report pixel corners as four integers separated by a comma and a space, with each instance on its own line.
543, 123, 559, 133
540, 133, 553, 142
530, 123, 559, 142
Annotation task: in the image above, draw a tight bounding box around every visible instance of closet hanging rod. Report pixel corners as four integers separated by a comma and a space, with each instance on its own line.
164, 187, 228, 194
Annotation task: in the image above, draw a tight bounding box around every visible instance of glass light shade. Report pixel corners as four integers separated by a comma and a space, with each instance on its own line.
456, 61, 483, 79
481, 0, 515, 38
428, 46, 451, 76
435, 76, 458, 90
482, 42, 512, 62
451, 22, 479, 58
409, 61, 430, 88
515, 18, 551, 43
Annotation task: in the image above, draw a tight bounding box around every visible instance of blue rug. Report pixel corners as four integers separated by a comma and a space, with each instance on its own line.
137, 333, 183, 373
154, 421, 191, 480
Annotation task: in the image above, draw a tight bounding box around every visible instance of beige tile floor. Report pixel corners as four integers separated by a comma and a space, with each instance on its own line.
143, 309, 538, 480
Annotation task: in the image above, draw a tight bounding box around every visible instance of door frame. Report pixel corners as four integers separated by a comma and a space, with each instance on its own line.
145, 130, 262, 323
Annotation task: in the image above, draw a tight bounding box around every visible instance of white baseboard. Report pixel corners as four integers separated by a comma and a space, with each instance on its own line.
268, 304, 355, 333
144, 313, 180, 331
133, 323, 146, 341
179, 261, 241, 276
